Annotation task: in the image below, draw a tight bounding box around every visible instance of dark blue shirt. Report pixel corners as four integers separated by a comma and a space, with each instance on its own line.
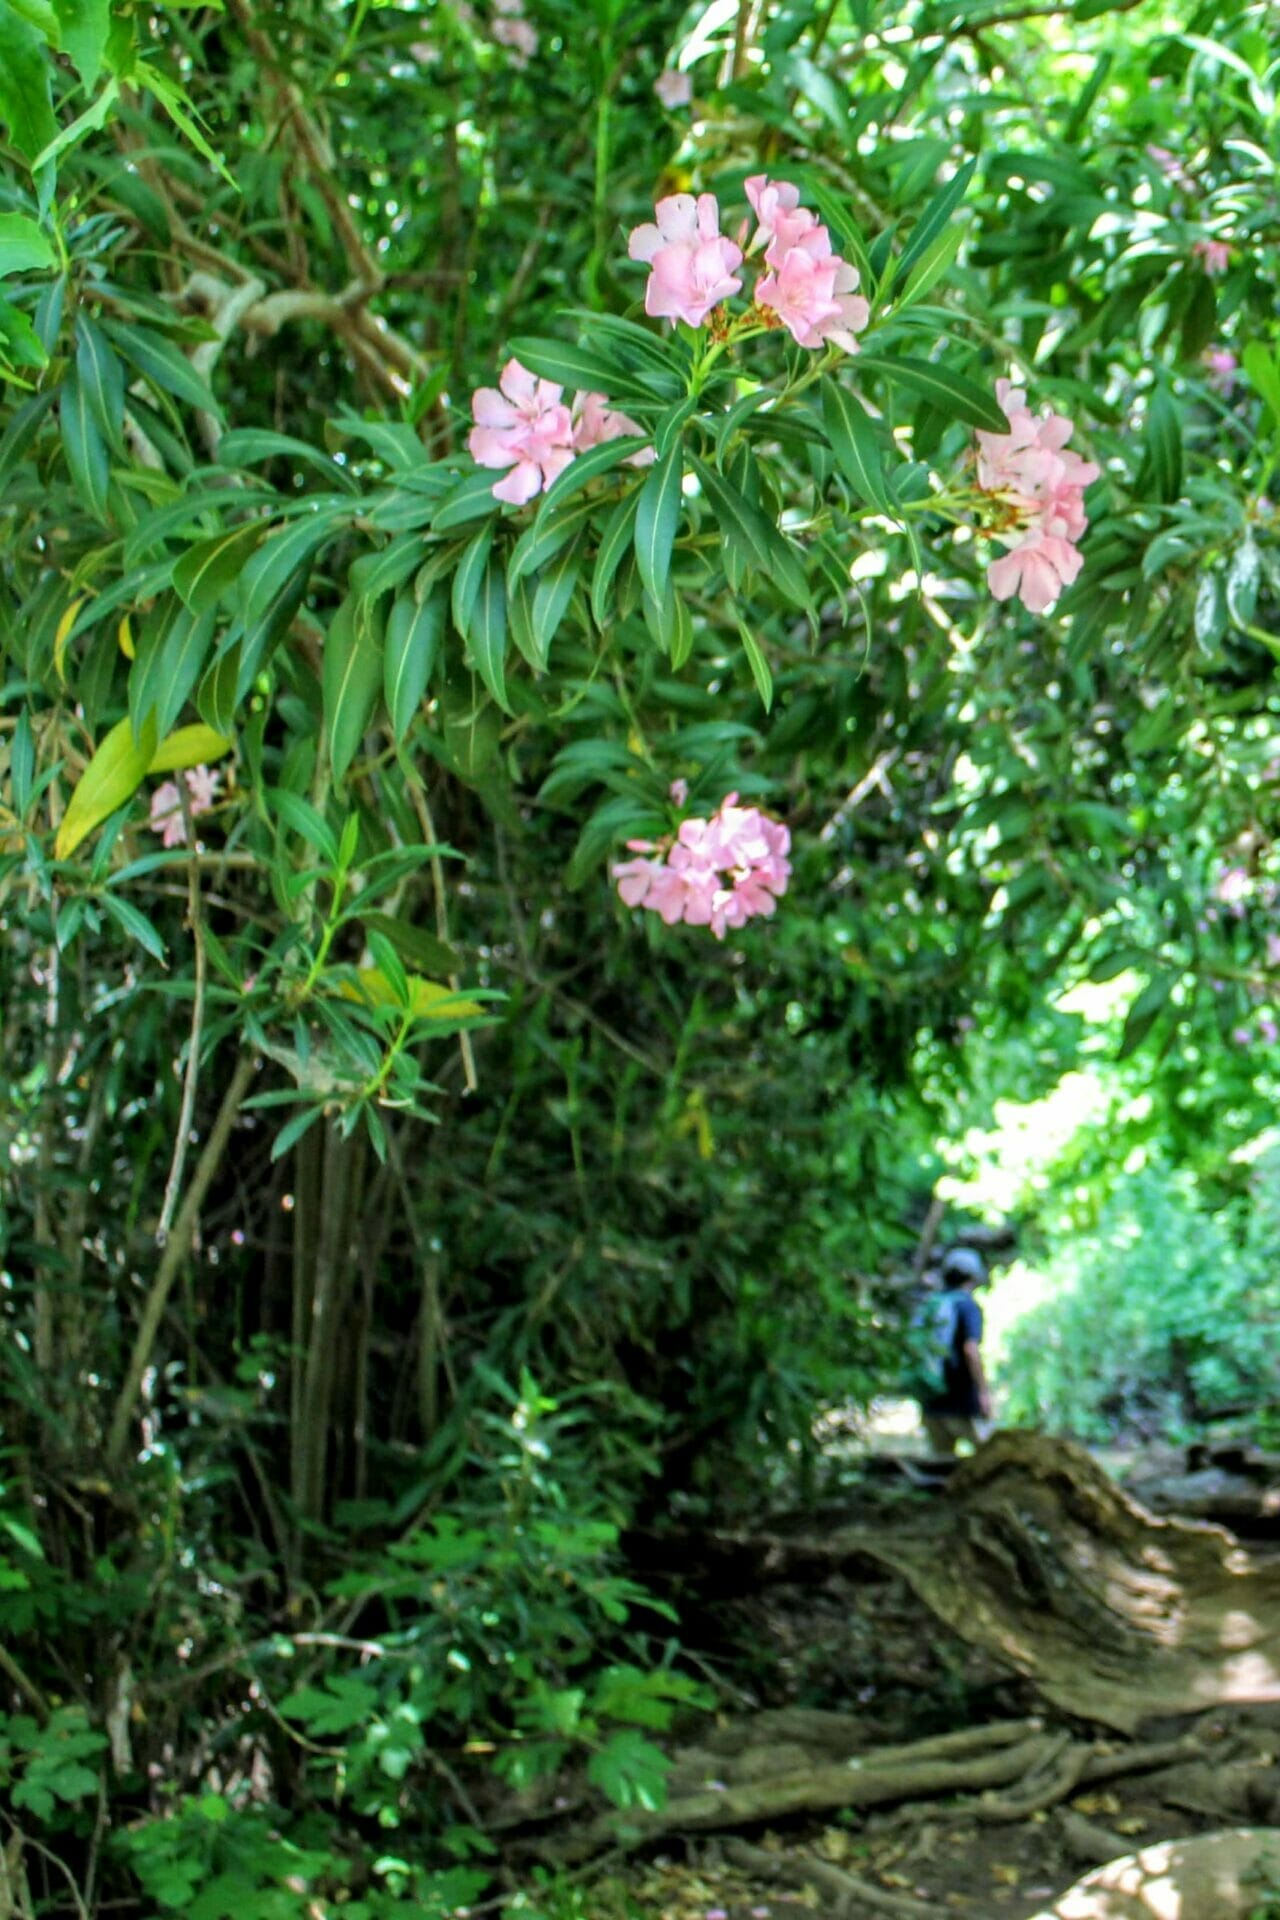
928, 1291, 983, 1415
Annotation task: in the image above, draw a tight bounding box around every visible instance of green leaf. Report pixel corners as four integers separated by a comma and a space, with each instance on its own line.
197, 644, 240, 736
821, 379, 895, 515
899, 218, 968, 309
739, 624, 773, 711
239, 510, 346, 631
533, 434, 648, 522
74, 313, 125, 449
0, 0, 58, 165
52, 0, 109, 83
508, 496, 595, 583
587, 1729, 670, 1812
100, 893, 166, 962
507, 334, 655, 403
102, 320, 222, 417
60, 367, 111, 522
134, 63, 236, 186
692, 458, 809, 607
1242, 342, 1280, 432
590, 487, 641, 628
1117, 972, 1176, 1062
152, 606, 218, 739
633, 439, 683, 603
468, 560, 509, 712
858, 354, 1010, 432
384, 584, 445, 739
350, 536, 424, 610
323, 596, 383, 782
55, 713, 157, 859
0, 212, 53, 280
897, 156, 977, 279
148, 723, 233, 776
528, 544, 581, 669
451, 522, 494, 639
433, 468, 502, 531
217, 426, 358, 488
359, 911, 458, 977
271, 789, 338, 861
1143, 383, 1183, 503
173, 523, 265, 614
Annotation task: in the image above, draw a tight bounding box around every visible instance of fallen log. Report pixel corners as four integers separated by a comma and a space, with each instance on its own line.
722, 1836, 935, 1919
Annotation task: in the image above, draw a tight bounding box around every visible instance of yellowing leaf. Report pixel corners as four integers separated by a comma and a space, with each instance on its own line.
56, 713, 157, 859
344, 968, 484, 1021
147, 724, 234, 774
54, 595, 88, 683
118, 614, 135, 660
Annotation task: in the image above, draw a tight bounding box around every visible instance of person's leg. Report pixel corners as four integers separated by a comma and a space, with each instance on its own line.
924, 1413, 960, 1454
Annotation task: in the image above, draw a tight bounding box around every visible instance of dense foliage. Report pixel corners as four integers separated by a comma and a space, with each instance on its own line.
4, 0, 1280, 1911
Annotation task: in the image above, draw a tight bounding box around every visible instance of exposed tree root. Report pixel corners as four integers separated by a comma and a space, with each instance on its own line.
722, 1836, 936, 1918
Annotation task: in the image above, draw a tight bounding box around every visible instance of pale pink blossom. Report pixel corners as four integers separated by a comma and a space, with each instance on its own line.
1260, 1012, 1279, 1044
975, 378, 1097, 613
1192, 238, 1231, 276
755, 226, 868, 353
571, 391, 654, 465
1214, 866, 1249, 906
612, 794, 790, 939
469, 357, 574, 505
744, 174, 821, 261
654, 68, 693, 109
1265, 932, 1280, 967
627, 194, 743, 329
1232, 1025, 1253, 1046
149, 766, 221, 848
668, 777, 688, 806
1204, 347, 1238, 393
987, 528, 1084, 614
492, 12, 536, 62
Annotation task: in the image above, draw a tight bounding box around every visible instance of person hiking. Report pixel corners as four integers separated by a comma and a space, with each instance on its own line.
919, 1246, 992, 1455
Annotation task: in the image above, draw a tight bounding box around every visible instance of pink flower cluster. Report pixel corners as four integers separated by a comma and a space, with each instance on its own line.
626, 176, 868, 351
613, 789, 791, 939
975, 378, 1099, 615
468, 358, 653, 505
1192, 237, 1231, 276
491, 0, 536, 65
150, 765, 220, 848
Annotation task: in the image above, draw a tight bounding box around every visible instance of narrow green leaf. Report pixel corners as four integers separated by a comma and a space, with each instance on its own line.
739, 625, 773, 711
858, 354, 1010, 432
323, 596, 384, 782
452, 522, 494, 639
217, 427, 358, 489
509, 496, 596, 583
61, 366, 111, 522
433, 468, 501, 531
271, 788, 338, 861
633, 440, 683, 603
897, 157, 977, 279
534, 434, 648, 523
692, 458, 809, 607
100, 893, 166, 962
173, 522, 265, 614
1242, 342, 1280, 431
468, 560, 509, 712
590, 487, 641, 629
507, 334, 655, 403
239, 511, 346, 630
822, 379, 895, 514
102, 320, 222, 417
152, 604, 217, 739
384, 584, 445, 739
528, 544, 581, 669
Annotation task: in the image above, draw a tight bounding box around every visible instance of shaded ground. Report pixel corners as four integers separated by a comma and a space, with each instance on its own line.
531, 1432, 1280, 1919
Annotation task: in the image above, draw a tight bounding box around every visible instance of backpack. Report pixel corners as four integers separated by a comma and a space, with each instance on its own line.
901, 1287, 966, 1401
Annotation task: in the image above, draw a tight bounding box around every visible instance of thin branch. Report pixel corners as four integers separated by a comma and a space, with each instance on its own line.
157, 817, 207, 1246
106, 1053, 257, 1470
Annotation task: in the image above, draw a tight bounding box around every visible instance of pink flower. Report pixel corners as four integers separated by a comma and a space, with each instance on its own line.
1260, 1013, 1279, 1044
744, 174, 821, 261
469, 358, 574, 505
1232, 1026, 1252, 1046
668, 777, 688, 806
492, 13, 536, 61
571, 391, 654, 465
975, 378, 1097, 613
149, 765, 221, 848
612, 794, 789, 938
1265, 933, 1280, 967
654, 68, 692, 109
1215, 866, 1249, 906
755, 226, 869, 353
1192, 238, 1231, 276
987, 528, 1084, 614
1204, 347, 1238, 393
627, 194, 743, 329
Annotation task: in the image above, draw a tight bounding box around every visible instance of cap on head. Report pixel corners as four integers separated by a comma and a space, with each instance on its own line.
941, 1246, 987, 1285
